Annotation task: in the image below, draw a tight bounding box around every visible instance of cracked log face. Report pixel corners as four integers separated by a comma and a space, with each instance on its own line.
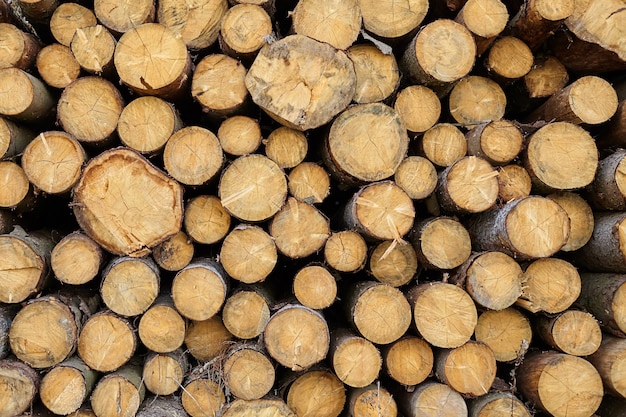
72, 147, 184, 257
245, 34, 357, 131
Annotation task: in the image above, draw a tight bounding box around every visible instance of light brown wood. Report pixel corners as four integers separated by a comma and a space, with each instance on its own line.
394, 85, 441, 134
269, 197, 330, 259
222, 286, 271, 339
94, 0, 155, 35
383, 336, 433, 386
49, 3, 97, 46
138, 295, 186, 353
0, 68, 55, 123
264, 127, 308, 169
507, 0, 574, 50
330, 328, 381, 388
142, 350, 187, 396
291, 0, 360, 50
0, 117, 32, 160
263, 304, 330, 371
408, 282, 478, 348
73, 148, 184, 257
292, 264, 337, 310
35, 43, 81, 89
219, 154, 287, 222
587, 334, 626, 398
369, 240, 418, 287
546, 191, 594, 251
183, 195, 231, 245
217, 115, 262, 156
163, 126, 223, 186
465, 119, 523, 166
347, 43, 400, 104
151, 230, 194, 272
517, 258, 581, 314
51, 231, 104, 285
39, 356, 97, 415
420, 123, 467, 167
221, 398, 295, 417
171, 258, 228, 321
410, 216, 472, 270
394, 156, 437, 201
0, 23, 40, 70
575, 273, 626, 337
90, 361, 145, 417
220, 224, 277, 283
285, 369, 346, 417
449, 75, 507, 126
114, 23, 191, 100
0, 161, 30, 209
523, 55, 569, 99
0, 358, 39, 417
474, 307, 532, 362
467, 195, 570, 259
324, 230, 367, 273
77, 310, 136, 372
485, 36, 534, 83
223, 344, 275, 400
191, 54, 248, 119
497, 164, 532, 202
288, 162, 331, 204
358, 0, 428, 41
401, 19, 475, 96
455, 0, 509, 55
395, 381, 467, 417
467, 392, 531, 417
181, 375, 225, 417
70, 25, 116, 75
184, 315, 234, 362
245, 34, 356, 131
435, 340, 497, 397
517, 351, 603, 417
535, 309, 602, 356
219, 4, 272, 62
100, 256, 159, 317
158, 0, 228, 50
21, 131, 86, 195
347, 384, 397, 417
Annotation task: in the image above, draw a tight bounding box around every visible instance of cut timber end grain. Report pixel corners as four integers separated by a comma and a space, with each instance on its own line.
0, 23, 40, 70
401, 19, 476, 95
222, 398, 295, 417
497, 164, 532, 202
395, 381, 467, 417
369, 240, 418, 287
507, 0, 575, 51
523, 55, 569, 98
138, 297, 186, 353
77, 311, 136, 372
142, 350, 187, 395
264, 304, 330, 371
288, 162, 331, 204
51, 231, 103, 285
517, 258, 581, 314
546, 191, 594, 251
245, 34, 356, 131
517, 352, 603, 417
535, 310, 602, 357
485, 36, 534, 82
474, 307, 532, 362
264, 126, 308, 169
90, 362, 145, 417
449, 75, 507, 126
435, 341, 497, 397
455, 0, 508, 54
220, 154, 287, 222
358, 0, 428, 40
347, 43, 400, 104
588, 334, 626, 398
394, 85, 441, 134
324, 230, 367, 273
420, 123, 467, 168
114, 23, 191, 100
22, 131, 86, 195
118, 96, 183, 155
222, 288, 271, 339
285, 369, 346, 417
270, 197, 330, 258
217, 115, 262, 156
36, 44, 80, 89
410, 217, 472, 270
576, 273, 626, 337
0, 68, 55, 123
0, 161, 30, 208
220, 224, 277, 283
344, 181, 415, 241
152, 231, 194, 272
184, 315, 234, 362
72, 148, 183, 257
467, 392, 531, 417
394, 156, 437, 200
466, 120, 523, 166
49, 3, 97, 47
325, 103, 408, 184
39, 357, 97, 415
408, 282, 478, 348
291, 0, 361, 50
219, 4, 272, 62
163, 126, 223, 186
70, 25, 116, 75
157, 0, 228, 50
181, 378, 225, 417
94, 0, 155, 35
330, 328, 382, 388
171, 258, 228, 321
574, 212, 626, 273
57, 77, 123, 145
347, 385, 398, 417
223, 345, 275, 400
383, 336, 433, 386
293, 264, 337, 310
183, 195, 231, 245
0, 359, 39, 417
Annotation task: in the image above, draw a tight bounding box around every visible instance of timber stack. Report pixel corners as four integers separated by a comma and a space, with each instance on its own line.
0, 0, 625, 416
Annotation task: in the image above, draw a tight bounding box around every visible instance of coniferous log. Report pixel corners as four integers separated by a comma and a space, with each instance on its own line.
220, 224, 277, 284
142, 349, 188, 396
347, 384, 398, 417
51, 231, 104, 286
497, 164, 532, 201
435, 340, 497, 397
410, 216, 472, 270
359, 0, 428, 43
184, 315, 234, 362
157, 0, 228, 50
39, 356, 98, 415
394, 381, 467, 417
17, 0, 59, 24
449, 75, 507, 126
394, 156, 438, 201
507, 0, 574, 50
575, 273, 626, 337
288, 162, 331, 204
534, 309, 602, 357
221, 398, 295, 417
223, 343, 275, 400
292, 264, 337, 310
546, 191, 594, 252
419, 123, 467, 168
70, 24, 116, 76
90, 360, 145, 417
467, 391, 531, 417
587, 334, 626, 399
0, 357, 40, 417
217, 115, 262, 157
324, 230, 368, 273
171, 258, 228, 321
0, 68, 55, 124
368, 240, 418, 287
394, 85, 441, 134
585, 149, 626, 211
137, 294, 186, 353
93, 0, 155, 36
0, 117, 32, 160
264, 126, 308, 170
474, 307, 532, 362
455, 0, 509, 55
465, 119, 523, 166
382, 336, 434, 387
35, 43, 81, 89
183, 195, 231, 246
49, 3, 97, 47
284, 369, 346, 417
0, 23, 40, 70
574, 212, 626, 273
347, 43, 400, 104
151, 231, 194, 272
181, 368, 225, 417
329, 328, 381, 389
219, 4, 272, 63
484, 36, 534, 84
0, 161, 31, 210
517, 258, 581, 314
221, 285, 271, 339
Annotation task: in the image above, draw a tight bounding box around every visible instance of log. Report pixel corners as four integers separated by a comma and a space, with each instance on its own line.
0, 117, 33, 160
136, 395, 187, 417
394, 156, 437, 201
394, 85, 441, 134
474, 307, 532, 362
49, 3, 96, 46
142, 349, 188, 396
222, 344, 275, 400
419, 123, 467, 168
497, 164, 532, 202
70, 24, 116, 76
455, 0, 509, 55
546, 191, 594, 252
517, 351, 603, 417
347, 384, 398, 417
585, 149, 626, 211
347, 43, 400, 104
467, 392, 531, 417
0, 305, 18, 359
183, 195, 231, 245
151, 231, 194, 272
219, 224, 278, 284
394, 381, 467, 417
39, 356, 98, 415
0, 161, 30, 209
284, 369, 346, 417
368, 240, 418, 287
184, 315, 233, 362
90, 360, 145, 417
221, 398, 295, 417
448, 75, 507, 126
329, 328, 381, 388
171, 258, 228, 321
506, 0, 574, 50
574, 212, 626, 273
0, 23, 40, 70
534, 309, 602, 356
292, 264, 337, 310
575, 273, 626, 337
324, 230, 367, 273
51, 231, 104, 285
465, 120, 523, 166
587, 334, 626, 398
157, 0, 228, 50
264, 127, 308, 169
137, 295, 186, 353
382, 335, 433, 387
35, 43, 80, 89
288, 162, 331, 204
93, 0, 155, 36
358, 0, 428, 42
291, 0, 360, 50
435, 340, 497, 397
181, 373, 225, 417
221, 285, 271, 339
219, 4, 272, 63
0, 358, 40, 417
217, 115, 262, 157
409, 216, 472, 270
0, 68, 55, 124
484, 36, 534, 83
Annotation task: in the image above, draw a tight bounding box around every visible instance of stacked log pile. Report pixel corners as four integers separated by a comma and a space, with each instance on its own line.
0, 0, 625, 416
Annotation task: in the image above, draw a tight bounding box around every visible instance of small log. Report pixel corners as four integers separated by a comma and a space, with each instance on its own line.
343, 181, 415, 241
51, 231, 104, 285
516, 258, 581, 314
546, 191, 594, 251
221, 398, 295, 417
191, 54, 248, 119
163, 126, 223, 186
284, 369, 346, 417
269, 197, 330, 259
329, 328, 382, 388
534, 309, 602, 356
223, 344, 275, 400
219, 154, 287, 223
220, 224, 278, 284
49, 3, 96, 46
0, 161, 30, 209
183, 195, 231, 245
408, 282, 478, 348
181, 372, 225, 417
467, 195, 570, 259
39, 356, 98, 415
574, 212, 626, 273
467, 392, 531, 417
114, 23, 191, 100
222, 285, 271, 339
292, 264, 337, 310
394, 156, 437, 201
409, 216, 472, 270
70, 25, 116, 76
137, 295, 186, 353
57, 76, 124, 146
264, 303, 330, 371
142, 349, 188, 396
219, 4, 272, 63
77, 310, 136, 372
35, 43, 80, 89
90, 360, 145, 417
400, 19, 476, 96
394, 85, 441, 134
419, 123, 467, 168
0, 358, 40, 417
347, 384, 397, 417
288, 162, 331, 204
245, 34, 356, 131
0, 117, 32, 160
217, 115, 262, 157
484, 36, 534, 84
291, 0, 360, 50
151, 230, 194, 272
93, 0, 155, 36
0, 23, 40, 70
466, 120, 523, 166
382, 336, 433, 387
395, 381, 467, 417
347, 43, 400, 104
474, 307, 532, 362
449, 75, 507, 126
324, 230, 367, 273
585, 149, 626, 211
184, 315, 234, 362
157, 0, 228, 50
368, 240, 418, 287
264, 127, 308, 169
517, 351, 603, 417
455, 0, 509, 55
72, 148, 184, 257
359, 0, 428, 42
507, 0, 574, 51
323, 103, 408, 186
575, 273, 626, 337
435, 340, 497, 397
497, 164, 532, 201
21, 131, 86, 195
171, 258, 229, 321
0, 68, 55, 124
587, 334, 626, 398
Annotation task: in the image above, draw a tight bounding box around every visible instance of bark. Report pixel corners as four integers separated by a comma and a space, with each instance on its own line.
0, 68, 55, 124
0, 358, 40, 417
575, 272, 626, 337
0, 23, 40, 70
90, 360, 145, 417
507, 0, 575, 50
533, 309, 602, 356
465, 120, 523, 166
39, 356, 98, 415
